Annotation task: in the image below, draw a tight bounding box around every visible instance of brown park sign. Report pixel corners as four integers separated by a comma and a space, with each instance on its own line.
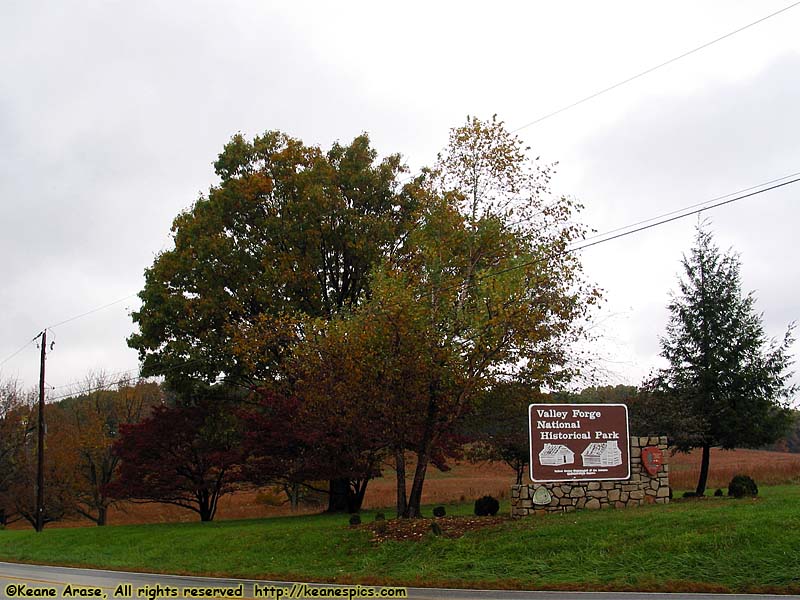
529, 403, 630, 482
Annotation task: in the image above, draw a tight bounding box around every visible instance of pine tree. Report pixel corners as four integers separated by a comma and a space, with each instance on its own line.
653, 224, 796, 495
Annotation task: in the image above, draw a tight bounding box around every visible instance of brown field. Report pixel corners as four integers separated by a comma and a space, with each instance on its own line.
16, 447, 800, 529
668, 447, 800, 490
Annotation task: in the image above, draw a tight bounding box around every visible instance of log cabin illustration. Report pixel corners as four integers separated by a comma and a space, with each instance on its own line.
581, 440, 622, 467
538, 443, 575, 466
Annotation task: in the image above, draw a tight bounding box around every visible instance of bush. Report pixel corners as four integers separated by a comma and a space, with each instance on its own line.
433, 506, 446, 518
348, 514, 361, 526
728, 474, 758, 498
474, 495, 500, 516
714, 488, 723, 497
682, 491, 699, 498
374, 512, 385, 522
430, 521, 442, 536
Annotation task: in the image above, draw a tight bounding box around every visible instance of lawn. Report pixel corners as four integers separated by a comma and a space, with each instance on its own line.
1, 486, 799, 593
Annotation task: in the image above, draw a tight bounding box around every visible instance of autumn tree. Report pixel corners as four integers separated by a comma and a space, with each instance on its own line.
649, 225, 796, 495
128, 131, 419, 511
0, 398, 77, 529
106, 391, 247, 521
56, 377, 162, 525
0, 378, 30, 525
129, 131, 416, 387
303, 116, 599, 517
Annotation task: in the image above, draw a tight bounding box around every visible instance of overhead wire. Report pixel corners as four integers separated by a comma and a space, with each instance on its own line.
431, 176, 800, 295
45, 294, 139, 330
47, 357, 206, 403
0, 336, 39, 369
504, 170, 800, 233
510, 1, 800, 132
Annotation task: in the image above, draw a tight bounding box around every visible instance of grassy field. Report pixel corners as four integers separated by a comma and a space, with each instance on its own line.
1, 486, 799, 593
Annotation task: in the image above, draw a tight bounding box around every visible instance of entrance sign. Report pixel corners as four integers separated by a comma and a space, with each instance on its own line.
529, 403, 630, 482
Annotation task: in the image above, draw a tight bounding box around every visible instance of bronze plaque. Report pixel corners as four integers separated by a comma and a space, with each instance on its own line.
642, 446, 664, 476
529, 403, 630, 482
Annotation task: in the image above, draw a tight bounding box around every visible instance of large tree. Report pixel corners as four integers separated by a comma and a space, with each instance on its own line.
650, 225, 796, 495
128, 131, 419, 511
129, 131, 416, 388
293, 116, 599, 517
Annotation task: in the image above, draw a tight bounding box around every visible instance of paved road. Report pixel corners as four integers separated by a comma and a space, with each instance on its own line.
0, 562, 797, 600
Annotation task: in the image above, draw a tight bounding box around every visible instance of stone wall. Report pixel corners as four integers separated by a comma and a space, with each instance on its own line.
511, 436, 670, 517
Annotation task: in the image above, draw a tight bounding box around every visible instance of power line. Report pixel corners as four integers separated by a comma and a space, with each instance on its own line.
572, 177, 800, 252
442, 176, 800, 293
506, 170, 800, 233
511, 1, 800, 132
45, 293, 138, 330
0, 335, 40, 369
47, 357, 205, 403
577, 170, 800, 243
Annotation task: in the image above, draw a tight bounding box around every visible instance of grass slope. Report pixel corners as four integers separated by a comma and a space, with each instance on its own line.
1, 487, 799, 593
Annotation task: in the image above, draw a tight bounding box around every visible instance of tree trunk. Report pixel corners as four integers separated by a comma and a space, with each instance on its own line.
96, 506, 107, 527
348, 479, 369, 513
326, 478, 350, 513
394, 449, 407, 518
404, 449, 430, 518
198, 490, 215, 521
695, 443, 711, 496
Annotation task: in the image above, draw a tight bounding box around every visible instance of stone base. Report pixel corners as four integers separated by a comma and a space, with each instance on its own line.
511, 436, 670, 517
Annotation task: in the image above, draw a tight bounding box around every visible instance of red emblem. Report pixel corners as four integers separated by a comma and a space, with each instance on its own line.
642, 446, 664, 476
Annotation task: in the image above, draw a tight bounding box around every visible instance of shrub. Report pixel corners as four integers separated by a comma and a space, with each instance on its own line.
348, 514, 361, 526
682, 491, 699, 498
433, 506, 446, 518
714, 488, 723, 497
728, 474, 758, 498
374, 512, 385, 522
474, 495, 500, 516
430, 521, 442, 536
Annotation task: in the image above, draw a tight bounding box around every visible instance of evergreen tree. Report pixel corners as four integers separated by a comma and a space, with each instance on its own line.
651, 224, 796, 495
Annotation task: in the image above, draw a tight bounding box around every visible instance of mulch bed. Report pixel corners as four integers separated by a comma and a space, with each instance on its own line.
360, 515, 510, 543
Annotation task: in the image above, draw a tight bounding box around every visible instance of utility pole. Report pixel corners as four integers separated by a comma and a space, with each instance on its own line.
35, 329, 46, 532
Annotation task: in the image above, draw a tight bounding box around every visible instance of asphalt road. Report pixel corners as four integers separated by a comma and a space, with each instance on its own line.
0, 561, 797, 600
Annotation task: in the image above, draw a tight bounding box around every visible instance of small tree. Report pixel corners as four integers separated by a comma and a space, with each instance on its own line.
463, 382, 537, 485
106, 396, 247, 521
0, 399, 77, 529
650, 224, 796, 495
57, 378, 162, 525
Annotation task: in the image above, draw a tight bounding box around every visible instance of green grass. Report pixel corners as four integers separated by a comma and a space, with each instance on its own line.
1, 487, 799, 593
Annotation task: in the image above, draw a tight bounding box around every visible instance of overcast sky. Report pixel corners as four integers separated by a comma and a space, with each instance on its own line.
2, 1, 799, 404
